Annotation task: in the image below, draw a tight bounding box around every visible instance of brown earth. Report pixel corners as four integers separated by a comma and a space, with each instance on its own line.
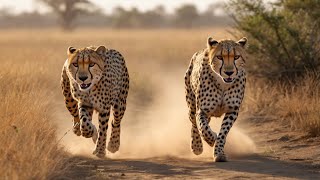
55, 120, 320, 180
54, 67, 320, 180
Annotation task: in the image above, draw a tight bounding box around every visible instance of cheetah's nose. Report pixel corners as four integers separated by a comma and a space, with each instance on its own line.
224, 71, 234, 76
79, 76, 88, 82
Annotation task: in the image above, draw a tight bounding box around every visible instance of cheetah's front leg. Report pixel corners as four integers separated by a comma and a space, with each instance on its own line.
214, 111, 239, 162
79, 104, 97, 143
93, 107, 110, 158
196, 110, 217, 147
61, 67, 81, 136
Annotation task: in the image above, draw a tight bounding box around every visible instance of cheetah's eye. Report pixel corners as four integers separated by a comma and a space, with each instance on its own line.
73, 63, 78, 67
234, 55, 240, 60
216, 55, 223, 60
89, 63, 95, 67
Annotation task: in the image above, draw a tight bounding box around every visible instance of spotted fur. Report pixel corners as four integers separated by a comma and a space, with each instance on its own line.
185, 37, 248, 162
61, 46, 129, 158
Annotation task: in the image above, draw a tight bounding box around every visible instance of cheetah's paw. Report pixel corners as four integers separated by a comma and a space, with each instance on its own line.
214, 154, 228, 162
205, 132, 217, 147
73, 127, 81, 136
191, 142, 203, 155
107, 137, 120, 153
72, 121, 81, 136
191, 135, 203, 155
92, 124, 98, 144
80, 122, 95, 138
93, 148, 105, 158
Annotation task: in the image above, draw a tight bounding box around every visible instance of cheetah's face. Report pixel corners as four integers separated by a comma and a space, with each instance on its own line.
207, 37, 247, 83
66, 46, 106, 92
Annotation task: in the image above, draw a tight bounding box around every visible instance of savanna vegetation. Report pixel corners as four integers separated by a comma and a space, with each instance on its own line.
1, 0, 319, 179
0, 2, 231, 29
0, 43, 67, 179
228, 0, 320, 136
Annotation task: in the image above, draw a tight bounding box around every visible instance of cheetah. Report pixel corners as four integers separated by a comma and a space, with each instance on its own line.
61, 46, 129, 158
184, 37, 248, 162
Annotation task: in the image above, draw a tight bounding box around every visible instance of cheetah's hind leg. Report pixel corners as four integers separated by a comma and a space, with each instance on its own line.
107, 100, 126, 153
191, 124, 203, 155
188, 103, 203, 155
185, 76, 203, 155
107, 67, 129, 153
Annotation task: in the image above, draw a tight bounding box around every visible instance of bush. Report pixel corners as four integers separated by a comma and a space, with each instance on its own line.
229, 0, 320, 136
228, 0, 320, 81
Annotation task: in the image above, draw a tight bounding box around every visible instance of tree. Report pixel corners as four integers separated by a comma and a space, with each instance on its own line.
204, 2, 225, 17
112, 7, 143, 28
37, 0, 98, 30
112, 5, 167, 28
142, 5, 167, 28
199, 2, 228, 27
0, 7, 12, 18
228, 0, 320, 80
174, 4, 199, 28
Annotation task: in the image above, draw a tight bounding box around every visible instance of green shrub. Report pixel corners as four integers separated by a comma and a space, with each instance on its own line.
228, 0, 320, 81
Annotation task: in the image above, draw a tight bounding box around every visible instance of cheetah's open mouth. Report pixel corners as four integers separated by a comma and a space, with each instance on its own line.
80, 83, 91, 89
223, 77, 233, 83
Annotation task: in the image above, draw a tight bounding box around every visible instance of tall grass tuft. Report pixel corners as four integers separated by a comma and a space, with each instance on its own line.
0, 63, 68, 179
278, 73, 320, 136
243, 72, 320, 136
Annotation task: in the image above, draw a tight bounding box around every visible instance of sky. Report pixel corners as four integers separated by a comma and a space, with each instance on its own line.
0, 0, 227, 14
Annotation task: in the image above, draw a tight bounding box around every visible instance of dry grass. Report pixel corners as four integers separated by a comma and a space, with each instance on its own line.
243, 73, 320, 137
278, 73, 320, 136
0, 62, 67, 179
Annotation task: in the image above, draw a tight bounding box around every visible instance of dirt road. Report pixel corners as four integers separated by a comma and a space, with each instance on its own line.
57, 116, 320, 180
59, 154, 319, 179
55, 67, 320, 179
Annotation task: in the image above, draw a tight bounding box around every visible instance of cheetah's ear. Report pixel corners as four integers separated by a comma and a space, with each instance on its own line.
237, 37, 248, 47
95, 45, 106, 54
67, 46, 77, 55
207, 37, 218, 49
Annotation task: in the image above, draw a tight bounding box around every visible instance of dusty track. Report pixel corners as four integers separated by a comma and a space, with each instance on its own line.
59, 154, 319, 179
55, 66, 320, 179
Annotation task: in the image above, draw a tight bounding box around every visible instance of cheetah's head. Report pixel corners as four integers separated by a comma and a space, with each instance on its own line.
66, 46, 106, 91
207, 37, 247, 84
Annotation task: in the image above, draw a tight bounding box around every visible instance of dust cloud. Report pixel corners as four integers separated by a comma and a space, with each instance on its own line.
56, 67, 256, 160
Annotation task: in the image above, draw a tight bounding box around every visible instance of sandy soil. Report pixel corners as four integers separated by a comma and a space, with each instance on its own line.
57, 154, 319, 180
55, 120, 320, 180
54, 66, 320, 179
